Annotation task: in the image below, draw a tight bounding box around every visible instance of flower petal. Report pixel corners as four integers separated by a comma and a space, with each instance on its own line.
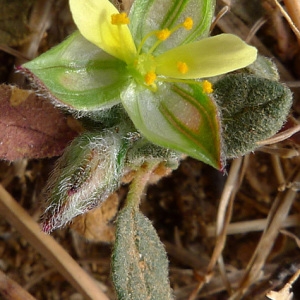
69, 0, 137, 63
156, 34, 257, 78
121, 82, 223, 169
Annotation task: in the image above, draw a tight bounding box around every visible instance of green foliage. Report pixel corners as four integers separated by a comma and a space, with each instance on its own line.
112, 205, 173, 300
213, 74, 293, 158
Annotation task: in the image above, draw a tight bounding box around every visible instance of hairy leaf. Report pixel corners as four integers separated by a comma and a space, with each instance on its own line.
213, 74, 293, 158
112, 206, 172, 300
0, 84, 77, 161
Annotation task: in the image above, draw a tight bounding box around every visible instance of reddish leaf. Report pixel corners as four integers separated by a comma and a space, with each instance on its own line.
0, 84, 78, 161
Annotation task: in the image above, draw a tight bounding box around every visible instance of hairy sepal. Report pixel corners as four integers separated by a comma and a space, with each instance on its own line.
42, 129, 129, 233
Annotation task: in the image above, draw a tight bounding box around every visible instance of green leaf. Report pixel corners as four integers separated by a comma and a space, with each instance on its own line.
213, 74, 293, 158
112, 206, 172, 300
121, 82, 223, 169
22, 31, 129, 113
129, 0, 216, 55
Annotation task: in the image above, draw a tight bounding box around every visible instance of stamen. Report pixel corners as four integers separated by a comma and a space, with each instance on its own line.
203, 80, 213, 94
177, 61, 188, 74
183, 17, 193, 30
145, 71, 157, 85
155, 29, 171, 41
111, 12, 130, 25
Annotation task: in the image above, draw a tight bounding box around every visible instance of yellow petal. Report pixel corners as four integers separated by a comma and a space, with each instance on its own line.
69, 0, 137, 63
156, 34, 257, 79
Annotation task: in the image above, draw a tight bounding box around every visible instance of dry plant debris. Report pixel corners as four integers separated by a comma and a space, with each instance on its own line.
0, 0, 300, 299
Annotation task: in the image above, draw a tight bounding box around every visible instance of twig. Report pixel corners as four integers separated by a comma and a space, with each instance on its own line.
10, 0, 54, 85
206, 214, 300, 237
274, 0, 300, 44
0, 44, 30, 61
189, 157, 244, 300
258, 146, 299, 159
229, 168, 300, 299
0, 184, 109, 300
246, 17, 267, 43
0, 269, 37, 300
210, 5, 229, 32
285, 81, 300, 88
284, 0, 300, 30
256, 125, 300, 146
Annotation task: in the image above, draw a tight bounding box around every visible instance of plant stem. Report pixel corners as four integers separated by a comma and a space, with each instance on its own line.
125, 161, 159, 210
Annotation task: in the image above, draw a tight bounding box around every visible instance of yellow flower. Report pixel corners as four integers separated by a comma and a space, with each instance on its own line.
69, 0, 257, 91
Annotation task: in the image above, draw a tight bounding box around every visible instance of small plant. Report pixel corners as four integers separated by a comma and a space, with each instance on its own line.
17, 0, 292, 298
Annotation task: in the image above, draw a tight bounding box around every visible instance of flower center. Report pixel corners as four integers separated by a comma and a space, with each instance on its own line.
111, 13, 194, 91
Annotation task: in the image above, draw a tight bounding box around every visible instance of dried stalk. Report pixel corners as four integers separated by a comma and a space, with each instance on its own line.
206, 214, 300, 237
0, 269, 37, 300
230, 168, 300, 299
256, 125, 300, 146
0, 184, 109, 300
189, 157, 244, 299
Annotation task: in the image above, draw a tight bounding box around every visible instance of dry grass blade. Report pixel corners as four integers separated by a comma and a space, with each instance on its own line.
256, 124, 300, 146
274, 0, 300, 44
188, 157, 244, 300
0, 184, 109, 300
266, 269, 300, 300
0, 268, 37, 300
284, 0, 300, 30
206, 214, 300, 236
11, 0, 54, 85
229, 168, 300, 299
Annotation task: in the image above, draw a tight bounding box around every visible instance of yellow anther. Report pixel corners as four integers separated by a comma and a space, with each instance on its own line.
203, 80, 213, 94
111, 12, 130, 25
177, 61, 188, 74
156, 29, 171, 41
145, 71, 157, 85
183, 17, 193, 30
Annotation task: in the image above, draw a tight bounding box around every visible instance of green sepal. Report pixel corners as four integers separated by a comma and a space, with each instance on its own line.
129, 0, 216, 55
121, 82, 223, 169
22, 31, 129, 113
214, 74, 293, 158
112, 206, 173, 300
126, 137, 182, 171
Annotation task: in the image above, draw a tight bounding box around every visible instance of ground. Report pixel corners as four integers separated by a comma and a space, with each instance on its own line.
0, 0, 300, 299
